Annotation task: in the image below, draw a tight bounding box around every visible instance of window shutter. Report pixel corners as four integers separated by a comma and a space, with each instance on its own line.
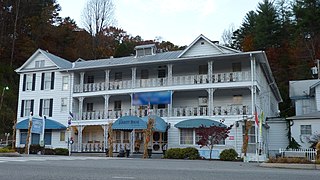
39, 99, 43, 117
23, 74, 26, 91
30, 100, 34, 115
32, 73, 36, 91
51, 72, 55, 90
41, 73, 44, 90
49, 99, 53, 117
20, 100, 25, 117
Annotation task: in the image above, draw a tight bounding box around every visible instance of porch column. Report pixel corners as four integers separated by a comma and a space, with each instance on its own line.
131, 67, 136, 88
78, 97, 84, 120
104, 95, 110, 119
208, 61, 213, 83
105, 69, 110, 90
80, 72, 85, 92
207, 88, 215, 116
77, 125, 83, 152
167, 64, 173, 85
130, 93, 135, 116
168, 91, 174, 117
103, 125, 107, 152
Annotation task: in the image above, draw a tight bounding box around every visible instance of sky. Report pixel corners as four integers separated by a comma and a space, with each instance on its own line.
57, 0, 262, 46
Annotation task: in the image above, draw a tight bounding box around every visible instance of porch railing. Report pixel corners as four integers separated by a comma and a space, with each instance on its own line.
73, 105, 249, 121
73, 71, 252, 93
279, 148, 317, 161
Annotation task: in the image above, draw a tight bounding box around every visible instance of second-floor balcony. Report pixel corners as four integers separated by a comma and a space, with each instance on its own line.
72, 104, 249, 121
73, 71, 251, 93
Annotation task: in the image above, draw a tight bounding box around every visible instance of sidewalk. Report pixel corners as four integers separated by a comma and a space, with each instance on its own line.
260, 162, 320, 170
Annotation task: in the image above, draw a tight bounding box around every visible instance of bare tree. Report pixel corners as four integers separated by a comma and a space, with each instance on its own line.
81, 0, 115, 36
221, 24, 235, 48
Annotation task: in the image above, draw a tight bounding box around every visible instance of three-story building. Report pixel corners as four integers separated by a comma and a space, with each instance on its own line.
15, 34, 282, 160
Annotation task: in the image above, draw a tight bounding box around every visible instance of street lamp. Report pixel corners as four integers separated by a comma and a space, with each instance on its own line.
0, 86, 9, 111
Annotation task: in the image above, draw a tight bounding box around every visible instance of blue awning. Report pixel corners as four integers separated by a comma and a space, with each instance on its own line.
16, 117, 67, 130
112, 116, 147, 130
141, 115, 168, 132
174, 118, 226, 129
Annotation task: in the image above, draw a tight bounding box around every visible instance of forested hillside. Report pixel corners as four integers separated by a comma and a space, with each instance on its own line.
1, 0, 319, 138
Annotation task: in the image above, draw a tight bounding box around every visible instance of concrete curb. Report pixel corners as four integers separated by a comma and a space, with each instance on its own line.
0, 152, 22, 157
260, 163, 320, 170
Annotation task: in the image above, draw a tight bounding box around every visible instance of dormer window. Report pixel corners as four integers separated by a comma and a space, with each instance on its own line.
135, 44, 156, 57
35, 60, 45, 68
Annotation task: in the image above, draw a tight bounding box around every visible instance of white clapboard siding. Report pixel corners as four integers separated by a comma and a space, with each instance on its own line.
181, 39, 222, 58
267, 119, 288, 153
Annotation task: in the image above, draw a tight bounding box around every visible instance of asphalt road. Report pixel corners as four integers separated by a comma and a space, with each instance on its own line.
0, 156, 319, 180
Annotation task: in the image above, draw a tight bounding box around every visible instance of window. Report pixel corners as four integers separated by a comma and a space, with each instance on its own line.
35, 60, 45, 68
87, 75, 94, 83
60, 131, 65, 142
233, 95, 243, 104
87, 103, 93, 112
301, 125, 312, 135
41, 72, 54, 90
232, 63, 241, 72
115, 72, 122, 81
62, 76, 69, 91
199, 97, 208, 106
136, 49, 144, 57
199, 65, 208, 75
22, 100, 34, 117
114, 101, 121, 111
44, 73, 52, 90
26, 74, 33, 91
123, 131, 130, 143
20, 130, 51, 145
44, 130, 52, 145
43, 99, 51, 116
61, 98, 67, 112
158, 69, 166, 78
157, 104, 166, 109
114, 131, 121, 143
39, 99, 53, 117
180, 129, 193, 145
242, 122, 256, 153
145, 48, 152, 55
141, 69, 149, 79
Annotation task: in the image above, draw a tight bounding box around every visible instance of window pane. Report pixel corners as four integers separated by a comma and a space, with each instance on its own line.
26, 74, 33, 90
60, 131, 65, 141
300, 125, 312, 135
24, 100, 32, 117
45, 131, 52, 145
20, 131, 27, 144
43, 99, 50, 115
62, 76, 69, 91
180, 129, 193, 145
44, 73, 51, 90
61, 98, 67, 112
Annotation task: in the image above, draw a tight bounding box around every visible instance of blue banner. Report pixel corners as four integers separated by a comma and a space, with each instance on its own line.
31, 118, 43, 134
132, 91, 171, 105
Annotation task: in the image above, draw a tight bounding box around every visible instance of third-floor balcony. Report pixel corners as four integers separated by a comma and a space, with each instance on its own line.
73, 71, 251, 93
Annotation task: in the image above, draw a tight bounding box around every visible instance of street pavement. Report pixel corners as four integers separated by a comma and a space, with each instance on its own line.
0, 156, 319, 180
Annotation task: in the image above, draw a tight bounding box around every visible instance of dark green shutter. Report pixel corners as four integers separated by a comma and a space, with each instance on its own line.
49, 99, 53, 117
39, 99, 43, 117
32, 74, 36, 91
30, 100, 34, 115
20, 100, 25, 117
22, 74, 26, 91
41, 73, 44, 90
51, 72, 55, 90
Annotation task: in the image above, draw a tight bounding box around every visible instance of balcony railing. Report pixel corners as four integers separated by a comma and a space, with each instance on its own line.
73, 71, 251, 93
72, 105, 249, 121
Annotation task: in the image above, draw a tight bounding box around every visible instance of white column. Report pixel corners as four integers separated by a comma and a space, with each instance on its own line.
77, 125, 83, 152
105, 69, 110, 90
80, 72, 85, 93
131, 67, 136, 88
103, 125, 107, 152
168, 91, 173, 117
207, 88, 215, 116
167, 64, 173, 85
78, 97, 84, 120
104, 95, 110, 118
130, 93, 135, 115
208, 61, 213, 83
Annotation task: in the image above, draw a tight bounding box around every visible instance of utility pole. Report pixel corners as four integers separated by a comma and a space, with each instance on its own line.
25, 112, 33, 154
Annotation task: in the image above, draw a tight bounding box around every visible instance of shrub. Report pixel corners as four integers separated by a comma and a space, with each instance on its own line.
164, 148, 184, 159
268, 157, 312, 164
54, 148, 69, 156
219, 149, 238, 161
0, 147, 15, 153
29, 144, 42, 154
164, 147, 200, 160
44, 148, 55, 155
182, 147, 200, 160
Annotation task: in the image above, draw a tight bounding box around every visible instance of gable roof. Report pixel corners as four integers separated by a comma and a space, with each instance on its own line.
15, 49, 72, 73
289, 79, 320, 99
178, 34, 240, 58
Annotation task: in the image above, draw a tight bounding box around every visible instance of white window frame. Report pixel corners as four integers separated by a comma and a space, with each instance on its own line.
61, 98, 68, 112
60, 131, 65, 142
62, 76, 69, 91
26, 74, 33, 91
35, 60, 45, 68
180, 129, 194, 145
300, 125, 312, 135
42, 99, 51, 116
24, 100, 32, 117
44, 72, 52, 90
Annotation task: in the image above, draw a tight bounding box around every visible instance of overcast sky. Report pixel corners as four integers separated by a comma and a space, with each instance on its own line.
58, 0, 262, 46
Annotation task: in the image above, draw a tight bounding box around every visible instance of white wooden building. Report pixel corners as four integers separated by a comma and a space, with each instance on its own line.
288, 80, 320, 149
15, 34, 282, 160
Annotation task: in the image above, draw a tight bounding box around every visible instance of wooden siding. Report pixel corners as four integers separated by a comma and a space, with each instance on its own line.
23, 53, 56, 70
267, 121, 288, 151
181, 39, 222, 57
